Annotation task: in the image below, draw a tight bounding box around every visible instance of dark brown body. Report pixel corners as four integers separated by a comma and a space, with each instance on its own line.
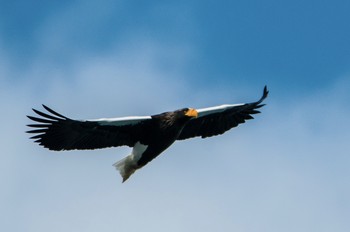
137, 110, 193, 166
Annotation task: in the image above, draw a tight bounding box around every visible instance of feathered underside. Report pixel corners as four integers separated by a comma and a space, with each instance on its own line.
26, 105, 150, 151
26, 86, 268, 183
26, 86, 269, 151
177, 86, 268, 140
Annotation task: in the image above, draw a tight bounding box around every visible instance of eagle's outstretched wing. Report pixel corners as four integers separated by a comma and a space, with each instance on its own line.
26, 105, 152, 151
177, 86, 268, 140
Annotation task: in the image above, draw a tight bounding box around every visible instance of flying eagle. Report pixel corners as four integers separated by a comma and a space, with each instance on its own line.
27, 86, 268, 182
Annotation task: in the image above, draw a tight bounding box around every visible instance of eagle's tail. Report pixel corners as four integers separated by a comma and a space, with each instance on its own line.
113, 155, 137, 183
113, 142, 148, 183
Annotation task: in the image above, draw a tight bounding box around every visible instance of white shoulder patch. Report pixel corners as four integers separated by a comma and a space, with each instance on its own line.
88, 116, 152, 126
197, 103, 244, 117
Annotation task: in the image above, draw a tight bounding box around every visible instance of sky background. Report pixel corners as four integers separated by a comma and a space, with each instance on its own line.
1, 0, 350, 231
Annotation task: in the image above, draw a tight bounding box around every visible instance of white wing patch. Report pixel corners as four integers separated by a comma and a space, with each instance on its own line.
89, 116, 152, 126
196, 104, 244, 117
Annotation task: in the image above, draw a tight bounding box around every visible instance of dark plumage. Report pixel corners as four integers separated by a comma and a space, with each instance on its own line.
27, 86, 268, 182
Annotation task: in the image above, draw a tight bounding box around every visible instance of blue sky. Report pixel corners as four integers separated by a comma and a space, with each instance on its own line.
1, 1, 349, 231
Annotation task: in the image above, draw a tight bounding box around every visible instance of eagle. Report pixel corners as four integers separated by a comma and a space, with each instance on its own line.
27, 86, 268, 182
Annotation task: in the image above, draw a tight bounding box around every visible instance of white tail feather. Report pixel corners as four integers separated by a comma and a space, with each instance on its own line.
113, 155, 137, 182
113, 142, 148, 182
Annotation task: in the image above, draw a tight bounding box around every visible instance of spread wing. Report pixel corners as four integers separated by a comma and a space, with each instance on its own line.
26, 105, 152, 151
177, 86, 268, 140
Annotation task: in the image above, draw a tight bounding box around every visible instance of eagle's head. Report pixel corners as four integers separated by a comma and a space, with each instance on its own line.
154, 108, 197, 127
178, 108, 198, 119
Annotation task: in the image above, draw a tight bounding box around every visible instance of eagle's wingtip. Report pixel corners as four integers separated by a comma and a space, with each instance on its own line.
263, 85, 269, 97
257, 85, 269, 104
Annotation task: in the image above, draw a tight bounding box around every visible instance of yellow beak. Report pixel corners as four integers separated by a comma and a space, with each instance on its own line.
185, 108, 198, 118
